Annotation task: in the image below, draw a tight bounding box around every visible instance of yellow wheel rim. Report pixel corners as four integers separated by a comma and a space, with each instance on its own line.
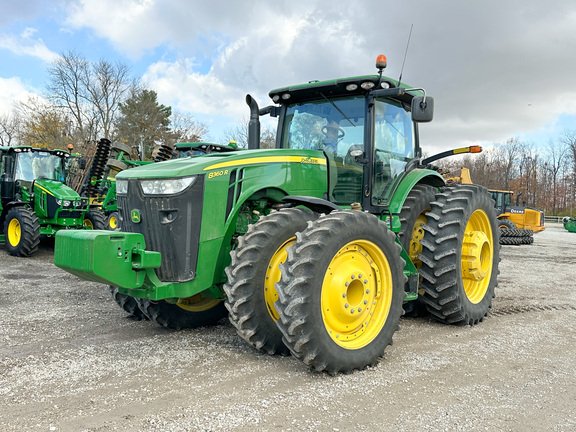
461, 209, 494, 304
176, 294, 221, 312
7, 218, 21, 247
409, 213, 427, 269
264, 237, 295, 322
321, 240, 393, 350
109, 215, 118, 229
84, 219, 94, 229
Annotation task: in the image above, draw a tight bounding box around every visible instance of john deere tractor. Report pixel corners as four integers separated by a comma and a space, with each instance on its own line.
55, 55, 500, 374
0, 146, 107, 257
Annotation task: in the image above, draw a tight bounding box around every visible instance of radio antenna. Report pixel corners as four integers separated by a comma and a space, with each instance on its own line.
397, 24, 413, 87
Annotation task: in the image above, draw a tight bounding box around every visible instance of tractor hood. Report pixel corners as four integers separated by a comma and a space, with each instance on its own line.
34, 179, 84, 200
116, 148, 328, 180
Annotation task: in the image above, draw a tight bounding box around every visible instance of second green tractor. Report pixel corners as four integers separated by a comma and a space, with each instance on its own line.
55, 55, 500, 374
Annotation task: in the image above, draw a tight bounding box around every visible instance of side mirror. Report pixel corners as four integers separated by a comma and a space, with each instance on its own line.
411, 96, 434, 123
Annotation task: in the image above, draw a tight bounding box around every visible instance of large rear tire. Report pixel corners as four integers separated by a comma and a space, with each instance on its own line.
136, 295, 227, 330
419, 185, 500, 325
4, 207, 40, 257
223, 208, 317, 355
83, 208, 108, 230
397, 184, 437, 316
275, 210, 406, 374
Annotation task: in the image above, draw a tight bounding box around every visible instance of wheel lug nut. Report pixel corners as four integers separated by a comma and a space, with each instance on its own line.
345, 282, 349, 287
345, 303, 349, 308
351, 275, 355, 279
358, 307, 362, 312
342, 293, 347, 298
364, 279, 368, 284
364, 300, 368, 305
366, 289, 370, 294
350, 309, 355, 314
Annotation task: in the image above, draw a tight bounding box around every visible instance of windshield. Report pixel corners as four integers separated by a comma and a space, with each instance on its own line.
14, 151, 64, 182
280, 96, 365, 156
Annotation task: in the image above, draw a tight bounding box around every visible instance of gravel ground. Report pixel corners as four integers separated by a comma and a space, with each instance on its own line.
1, 224, 575, 432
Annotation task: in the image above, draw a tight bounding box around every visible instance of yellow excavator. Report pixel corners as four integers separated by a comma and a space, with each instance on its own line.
444, 168, 545, 232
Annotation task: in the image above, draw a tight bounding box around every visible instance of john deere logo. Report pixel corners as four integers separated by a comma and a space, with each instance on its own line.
131, 209, 141, 223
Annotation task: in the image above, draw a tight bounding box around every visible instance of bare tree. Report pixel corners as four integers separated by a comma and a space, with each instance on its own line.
170, 111, 208, 143
0, 110, 21, 146
222, 117, 276, 148
46, 51, 132, 142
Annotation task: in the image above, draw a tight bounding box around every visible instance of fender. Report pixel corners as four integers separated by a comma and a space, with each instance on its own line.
283, 195, 341, 214
387, 169, 445, 215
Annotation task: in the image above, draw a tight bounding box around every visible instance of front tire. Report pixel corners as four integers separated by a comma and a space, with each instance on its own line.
4, 207, 40, 257
136, 294, 227, 330
419, 185, 500, 325
109, 286, 148, 320
275, 210, 406, 374
223, 208, 317, 355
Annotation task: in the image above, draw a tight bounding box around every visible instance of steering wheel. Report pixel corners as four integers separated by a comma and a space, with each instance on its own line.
321, 125, 345, 140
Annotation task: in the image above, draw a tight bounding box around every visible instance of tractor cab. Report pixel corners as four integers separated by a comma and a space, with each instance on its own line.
254, 55, 438, 213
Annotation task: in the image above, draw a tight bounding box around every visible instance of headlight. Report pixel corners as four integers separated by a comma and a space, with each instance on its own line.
116, 179, 128, 195
63, 200, 71, 207
56, 199, 62, 205
140, 176, 197, 195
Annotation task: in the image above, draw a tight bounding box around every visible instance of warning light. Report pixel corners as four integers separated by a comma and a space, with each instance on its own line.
470, 146, 482, 153
376, 54, 387, 71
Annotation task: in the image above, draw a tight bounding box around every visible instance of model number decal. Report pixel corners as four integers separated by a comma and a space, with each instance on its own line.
208, 169, 228, 179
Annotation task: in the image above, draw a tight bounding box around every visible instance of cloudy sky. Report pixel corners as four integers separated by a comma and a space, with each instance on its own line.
1, 0, 575, 153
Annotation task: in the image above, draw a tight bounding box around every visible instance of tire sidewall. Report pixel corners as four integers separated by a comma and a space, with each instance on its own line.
291, 212, 405, 369
454, 187, 500, 321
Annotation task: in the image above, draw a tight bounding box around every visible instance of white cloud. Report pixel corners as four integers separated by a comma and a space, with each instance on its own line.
0, 77, 36, 115
59, 0, 576, 151
0, 28, 58, 62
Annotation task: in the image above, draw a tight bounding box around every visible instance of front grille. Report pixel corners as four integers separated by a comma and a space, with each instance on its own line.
117, 176, 205, 283
59, 210, 82, 218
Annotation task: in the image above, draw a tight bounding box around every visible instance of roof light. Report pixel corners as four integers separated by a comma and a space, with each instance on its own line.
380, 81, 390, 89
272, 95, 280, 102
281, 93, 291, 100
346, 83, 358, 91
361, 81, 375, 90
376, 54, 387, 71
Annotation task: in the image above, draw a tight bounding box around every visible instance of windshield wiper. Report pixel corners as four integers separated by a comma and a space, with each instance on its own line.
320, 93, 355, 127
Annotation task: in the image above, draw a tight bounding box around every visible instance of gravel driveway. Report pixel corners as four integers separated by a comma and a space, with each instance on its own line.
1, 224, 575, 432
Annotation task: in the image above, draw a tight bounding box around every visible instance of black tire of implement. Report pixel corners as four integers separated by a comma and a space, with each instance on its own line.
3, 207, 40, 257
418, 184, 500, 325
499, 236, 522, 245
397, 184, 437, 317
499, 228, 534, 238
498, 219, 516, 230
84, 208, 108, 230
274, 210, 406, 375
223, 207, 317, 356
110, 142, 133, 156
106, 158, 128, 172
108, 286, 149, 320
135, 297, 228, 330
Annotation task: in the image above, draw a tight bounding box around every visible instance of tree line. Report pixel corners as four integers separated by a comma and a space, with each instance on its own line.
441, 135, 576, 217
0, 51, 208, 160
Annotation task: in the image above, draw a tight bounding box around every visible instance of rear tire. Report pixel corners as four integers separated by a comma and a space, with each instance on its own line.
223, 208, 317, 355
136, 295, 227, 330
3, 207, 40, 257
419, 185, 500, 325
397, 184, 437, 317
275, 210, 406, 374
84, 208, 108, 230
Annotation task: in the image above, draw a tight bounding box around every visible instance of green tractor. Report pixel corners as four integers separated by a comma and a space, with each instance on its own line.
54, 55, 500, 374
1, 146, 107, 257
563, 216, 576, 233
